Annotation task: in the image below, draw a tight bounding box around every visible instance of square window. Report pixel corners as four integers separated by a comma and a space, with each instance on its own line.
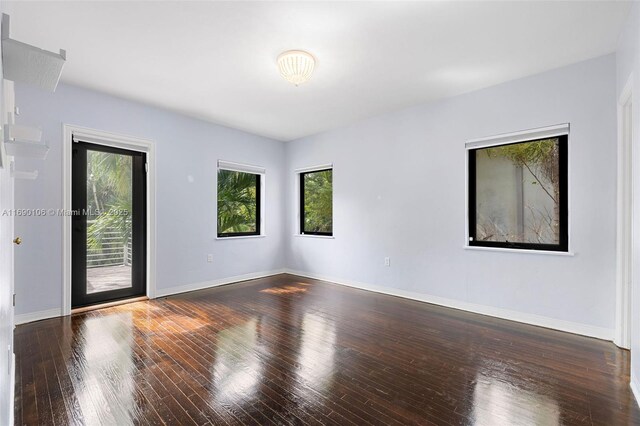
217, 169, 261, 237
468, 135, 568, 251
300, 169, 333, 236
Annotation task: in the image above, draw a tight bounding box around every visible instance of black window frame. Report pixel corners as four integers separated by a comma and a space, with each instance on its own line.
468, 134, 568, 252
300, 168, 333, 236
217, 169, 262, 238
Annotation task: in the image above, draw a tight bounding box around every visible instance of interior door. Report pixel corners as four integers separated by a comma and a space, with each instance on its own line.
0, 159, 15, 426
0, 79, 16, 426
72, 141, 146, 308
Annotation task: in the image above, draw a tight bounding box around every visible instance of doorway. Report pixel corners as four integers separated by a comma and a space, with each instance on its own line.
71, 141, 147, 308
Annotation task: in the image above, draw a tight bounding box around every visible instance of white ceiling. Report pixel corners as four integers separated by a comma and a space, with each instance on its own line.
4, 1, 632, 141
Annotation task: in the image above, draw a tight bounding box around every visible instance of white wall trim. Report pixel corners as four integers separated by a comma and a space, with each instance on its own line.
15, 308, 60, 325
631, 371, 640, 408
9, 353, 14, 426
19, 266, 615, 341
215, 235, 266, 240
155, 269, 285, 298
0, 81, 15, 170
16, 270, 285, 323
71, 128, 152, 152
218, 159, 265, 175
294, 163, 333, 174
62, 124, 157, 315
465, 123, 570, 149
615, 74, 634, 349
284, 269, 614, 341
294, 234, 334, 239
463, 245, 574, 256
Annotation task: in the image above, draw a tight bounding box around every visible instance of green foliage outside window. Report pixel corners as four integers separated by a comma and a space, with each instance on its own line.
302, 170, 333, 234
484, 138, 560, 204
217, 169, 259, 235
86, 151, 132, 258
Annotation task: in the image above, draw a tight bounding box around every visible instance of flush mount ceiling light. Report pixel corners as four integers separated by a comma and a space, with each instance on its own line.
277, 50, 315, 86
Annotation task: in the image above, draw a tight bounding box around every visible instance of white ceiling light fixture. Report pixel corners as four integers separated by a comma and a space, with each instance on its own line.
277, 50, 315, 86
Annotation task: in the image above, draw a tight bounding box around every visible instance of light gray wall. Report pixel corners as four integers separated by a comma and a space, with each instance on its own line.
13, 83, 287, 316
616, 2, 640, 398
285, 54, 618, 335
13, 50, 621, 344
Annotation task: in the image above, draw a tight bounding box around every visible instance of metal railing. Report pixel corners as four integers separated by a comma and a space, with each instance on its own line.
87, 219, 131, 268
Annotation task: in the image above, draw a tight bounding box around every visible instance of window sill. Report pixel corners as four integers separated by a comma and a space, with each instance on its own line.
216, 235, 266, 240
464, 245, 574, 256
294, 234, 334, 239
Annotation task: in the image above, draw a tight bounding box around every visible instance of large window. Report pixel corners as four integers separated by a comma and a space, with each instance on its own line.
300, 168, 333, 236
217, 168, 261, 237
468, 135, 568, 251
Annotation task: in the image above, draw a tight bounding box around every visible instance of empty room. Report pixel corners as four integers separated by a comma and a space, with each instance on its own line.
1, 0, 640, 424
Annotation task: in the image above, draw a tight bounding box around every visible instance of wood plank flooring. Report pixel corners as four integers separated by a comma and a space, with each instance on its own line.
14, 274, 640, 425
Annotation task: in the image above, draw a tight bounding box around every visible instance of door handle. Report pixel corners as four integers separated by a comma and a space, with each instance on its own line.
13, 237, 21, 245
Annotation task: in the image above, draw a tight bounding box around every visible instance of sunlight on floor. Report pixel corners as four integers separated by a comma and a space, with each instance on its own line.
260, 284, 308, 295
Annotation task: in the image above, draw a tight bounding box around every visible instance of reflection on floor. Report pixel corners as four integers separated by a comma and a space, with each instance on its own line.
13, 274, 640, 425
86, 265, 131, 294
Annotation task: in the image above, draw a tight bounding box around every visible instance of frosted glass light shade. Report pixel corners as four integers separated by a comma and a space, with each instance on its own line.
277, 50, 315, 86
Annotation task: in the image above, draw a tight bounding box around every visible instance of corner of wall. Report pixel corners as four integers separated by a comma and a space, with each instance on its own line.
616, 0, 640, 410
631, 371, 640, 408
282, 140, 294, 270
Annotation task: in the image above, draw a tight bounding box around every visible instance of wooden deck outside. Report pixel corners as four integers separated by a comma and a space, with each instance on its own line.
86, 265, 131, 294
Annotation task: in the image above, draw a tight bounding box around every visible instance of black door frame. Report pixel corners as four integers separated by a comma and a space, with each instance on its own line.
71, 141, 147, 308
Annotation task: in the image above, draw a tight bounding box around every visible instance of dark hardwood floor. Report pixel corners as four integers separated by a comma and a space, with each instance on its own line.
14, 274, 640, 425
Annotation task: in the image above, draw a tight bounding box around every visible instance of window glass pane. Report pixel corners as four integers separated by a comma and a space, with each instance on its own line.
474, 138, 560, 245
303, 170, 333, 234
86, 150, 132, 294
217, 169, 259, 236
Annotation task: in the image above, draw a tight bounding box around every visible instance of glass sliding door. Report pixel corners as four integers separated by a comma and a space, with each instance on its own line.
72, 141, 146, 308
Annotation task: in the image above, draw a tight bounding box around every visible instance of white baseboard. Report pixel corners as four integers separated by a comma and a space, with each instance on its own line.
15, 269, 285, 324
155, 268, 286, 298
284, 269, 614, 341
9, 353, 14, 426
15, 269, 614, 342
631, 372, 640, 408
15, 308, 61, 325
